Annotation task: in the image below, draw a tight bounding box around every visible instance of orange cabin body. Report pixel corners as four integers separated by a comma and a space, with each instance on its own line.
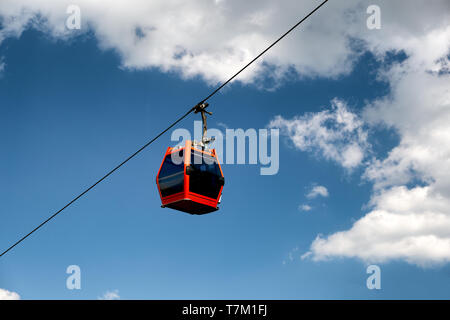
156, 140, 225, 215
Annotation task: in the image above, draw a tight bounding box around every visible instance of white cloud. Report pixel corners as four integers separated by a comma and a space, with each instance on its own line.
98, 289, 120, 300
299, 204, 312, 212
269, 99, 369, 169
306, 186, 450, 267
283, 246, 299, 265
304, 19, 450, 267
0, 0, 378, 86
0, 288, 20, 300
306, 185, 329, 199
0, 0, 449, 87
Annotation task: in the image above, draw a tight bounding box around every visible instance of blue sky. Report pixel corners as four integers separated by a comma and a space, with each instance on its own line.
1, 0, 450, 300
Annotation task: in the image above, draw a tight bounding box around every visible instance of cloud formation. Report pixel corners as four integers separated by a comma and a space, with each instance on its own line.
0, 288, 20, 300
1, 0, 448, 86
98, 290, 120, 300
269, 99, 369, 169
300, 3, 450, 267
306, 185, 329, 199
299, 204, 312, 212
307, 186, 450, 267
0, 0, 372, 85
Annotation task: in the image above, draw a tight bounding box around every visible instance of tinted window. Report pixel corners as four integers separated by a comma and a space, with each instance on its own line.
158, 150, 184, 197
189, 150, 222, 199
191, 151, 221, 174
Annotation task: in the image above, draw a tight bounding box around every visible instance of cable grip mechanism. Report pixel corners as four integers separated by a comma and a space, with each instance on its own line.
193, 102, 215, 147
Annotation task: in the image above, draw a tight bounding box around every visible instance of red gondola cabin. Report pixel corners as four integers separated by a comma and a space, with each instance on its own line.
156, 140, 225, 215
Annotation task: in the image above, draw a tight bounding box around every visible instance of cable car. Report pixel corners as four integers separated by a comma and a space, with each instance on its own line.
156, 103, 225, 215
